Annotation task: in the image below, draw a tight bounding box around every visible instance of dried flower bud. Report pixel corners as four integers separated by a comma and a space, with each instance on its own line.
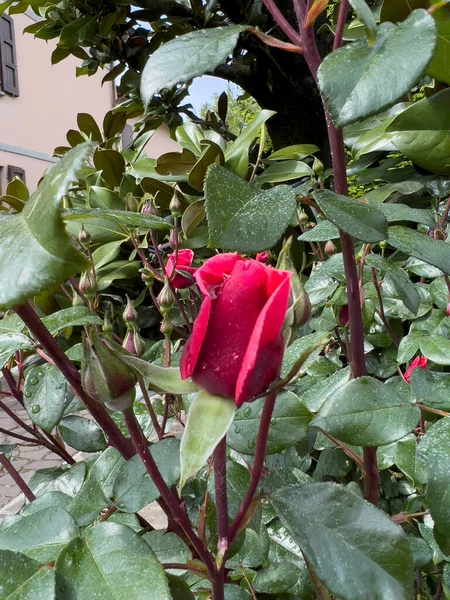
102, 314, 113, 335
81, 334, 137, 411
434, 229, 446, 240
125, 193, 139, 213
168, 228, 181, 249
324, 240, 336, 256
78, 224, 91, 245
122, 296, 137, 323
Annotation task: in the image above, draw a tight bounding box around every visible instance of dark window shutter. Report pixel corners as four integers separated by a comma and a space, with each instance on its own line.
0, 15, 19, 96
7, 165, 25, 184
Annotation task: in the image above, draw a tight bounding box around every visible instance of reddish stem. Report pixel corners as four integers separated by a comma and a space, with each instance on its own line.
229, 392, 277, 542
213, 437, 229, 556
261, 0, 304, 47
0, 452, 36, 502
15, 302, 134, 460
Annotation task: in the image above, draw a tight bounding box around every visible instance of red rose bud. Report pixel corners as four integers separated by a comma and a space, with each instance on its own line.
403, 355, 427, 384
78, 224, 91, 245
141, 198, 159, 216
81, 334, 137, 411
447, 302, 450, 317
79, 270, 96, 295
339, 305, 349, 327
122, 296, 137, 323
122, 327, 146, 357
180, 254, 291, 406
324, 240, 336, 256
165, 249, 197, 289
168, 229, 181, 249
256, 251, 270, 263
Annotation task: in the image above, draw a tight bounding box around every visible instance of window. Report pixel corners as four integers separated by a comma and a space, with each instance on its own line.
7, 165, 25, 184
0, 14, 19, 96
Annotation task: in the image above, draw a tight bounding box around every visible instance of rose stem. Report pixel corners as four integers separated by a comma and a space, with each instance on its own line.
213, 437, 229, 561
289, 0, 379, 505
15, 302, 134, 460
138, 377, 162, 438
122, 406, 216, 577
0, 452, 36, 502
229, 391, 277, 542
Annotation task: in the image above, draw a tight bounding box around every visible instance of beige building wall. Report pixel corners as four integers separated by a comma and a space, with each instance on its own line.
0, 11, 115, 191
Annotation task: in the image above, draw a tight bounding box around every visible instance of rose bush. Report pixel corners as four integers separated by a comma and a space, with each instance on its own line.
180, 253, 291, 406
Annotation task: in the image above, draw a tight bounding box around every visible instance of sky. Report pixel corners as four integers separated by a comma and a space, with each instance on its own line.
185, 75, 228, 113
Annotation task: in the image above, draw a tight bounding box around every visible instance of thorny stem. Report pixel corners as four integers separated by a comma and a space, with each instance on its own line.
439, 195, 450, 227
15, 302, 134, 460
122, 406, 216, 577
0, 452, 36, 502
229, 392, 277, 542
291, 0, 379, 504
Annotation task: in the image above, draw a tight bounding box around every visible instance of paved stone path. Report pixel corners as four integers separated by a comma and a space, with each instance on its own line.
0, 396, 167, 528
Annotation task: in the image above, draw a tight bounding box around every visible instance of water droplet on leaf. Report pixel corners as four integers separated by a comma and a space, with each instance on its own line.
243, 407, 251, 418
32, 405, 41, 414
248, 438, 255, 449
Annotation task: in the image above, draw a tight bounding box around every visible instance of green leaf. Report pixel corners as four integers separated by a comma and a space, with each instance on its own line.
167, 575, 196, 600
77, 113, 102, 143
64, 208, 170, 232
0, 144, 92, 310
42, 307, 102, 336
143, 531, 189, 565
227, 391, 312, 455
205, 164, 296, 253
0, 507, 79, 562
23, 364, 74, 432
318, 10, 437, 127
268, 144, 320, 161
301, 366, 352, 412
419, 334, 450, 365
349, 0, 377, 44
179, 390, 235, 491
395, 436, 427, 485
87, 447, 125, 498
280, 332, 332, 379
0, 550, 55, 599
313, 190, 388, 243
141, 26, 245, 107
386, 88, 450, 176
181, 199, 205, 237
298, 220, 340, 242
312, 376, 420, 446
255, 161, 313, 185
270, 483, 414, 600
252, 562, 299, 594
418, 418, 450, 553
388, 225, 450, 275
410, 368, 450, 411
380, 0, 428, 23
427, 5, 450, 85
397, 331, 421, 364
6, 176, 29, 202
93, 149, 125, 187
224, 110, 275, 177
66, 479, 109, 526
367, 200, 434, 228
0, 333, 33, 370
58, 416, 107, 452
56, 522, 171, 600
224, 585, 252, 599
365, 254, 420, 314
113, 438, 180, 512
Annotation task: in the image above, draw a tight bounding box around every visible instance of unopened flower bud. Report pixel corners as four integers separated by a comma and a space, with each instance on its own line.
141, 195, 159, 216
160, 316, 173, 337
79, 270, 97, 294
122, 327, 146, 357
297, 210, 309, 225
81, 334, 137, 411
446, 303, 450, 317
126, 193, 139, 213
102, 314, 113, 335
255, 251, 270, 263
158, 280, 175, 315
140, 269, 155, 288
339, 305, 349, 327
324, 240, 336, 256
312, 157, 324, 176
379, 240, 387, 249
122, 296, 137, 323
72, 289, 84, 307
169, 192, 182, 217
168, 228, 181, 249
78, 224, 91, 245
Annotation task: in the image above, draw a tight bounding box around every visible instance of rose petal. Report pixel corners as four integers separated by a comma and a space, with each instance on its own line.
236, 269, 291, 406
